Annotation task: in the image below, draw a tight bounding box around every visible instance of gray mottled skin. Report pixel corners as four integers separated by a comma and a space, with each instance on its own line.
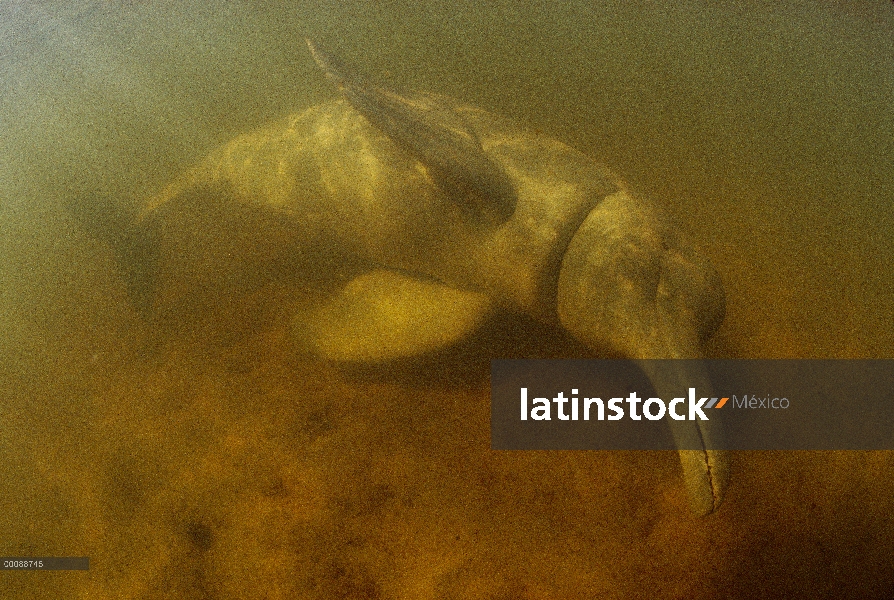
306, 38, 517, 225
138, 42, 729, 515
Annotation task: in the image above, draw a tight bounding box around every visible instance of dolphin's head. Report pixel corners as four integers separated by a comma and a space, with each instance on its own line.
556, 186, 725, 362
555, 185, 728, 515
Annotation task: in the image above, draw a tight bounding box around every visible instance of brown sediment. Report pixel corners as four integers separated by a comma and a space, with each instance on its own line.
2, 259, 893, 598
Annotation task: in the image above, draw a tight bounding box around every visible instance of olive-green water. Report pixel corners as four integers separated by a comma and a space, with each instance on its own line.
1, 2, 892, 598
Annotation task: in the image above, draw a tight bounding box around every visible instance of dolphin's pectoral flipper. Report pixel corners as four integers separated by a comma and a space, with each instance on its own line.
295, 269, 494, 362
306, 38, 517, 226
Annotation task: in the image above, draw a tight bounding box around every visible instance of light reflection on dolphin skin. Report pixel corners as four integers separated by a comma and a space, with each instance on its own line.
306, 38, 517, 226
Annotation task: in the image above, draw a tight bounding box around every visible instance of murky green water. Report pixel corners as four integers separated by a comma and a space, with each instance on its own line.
1, 2, 892, 598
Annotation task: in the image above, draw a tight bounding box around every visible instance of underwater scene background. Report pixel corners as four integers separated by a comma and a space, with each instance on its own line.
0, 1, 892, 598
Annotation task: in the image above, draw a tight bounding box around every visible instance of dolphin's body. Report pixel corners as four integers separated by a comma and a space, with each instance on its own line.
135, 39, 729, 515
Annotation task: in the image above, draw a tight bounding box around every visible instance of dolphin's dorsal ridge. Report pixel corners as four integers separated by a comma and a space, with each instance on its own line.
306, 38, 517, 226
